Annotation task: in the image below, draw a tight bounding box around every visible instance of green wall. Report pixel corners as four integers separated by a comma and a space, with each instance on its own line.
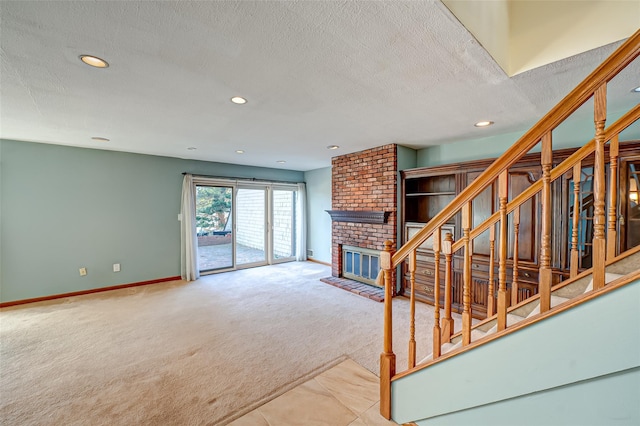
397, 145, 417, 171
392, 279, 640, 425
303, 167, 332, 264
417, 107, 640, 168
0, 139, 303, 302
417, 367, 640, 426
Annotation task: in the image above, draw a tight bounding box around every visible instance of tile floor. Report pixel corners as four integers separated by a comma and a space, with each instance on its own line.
228, 359, 399, 426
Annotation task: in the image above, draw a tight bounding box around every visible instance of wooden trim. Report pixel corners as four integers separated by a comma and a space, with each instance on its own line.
307, 258, 331, 267
392, 267, 640, 382
393, 28, 640, 266
0, 276, 182, 308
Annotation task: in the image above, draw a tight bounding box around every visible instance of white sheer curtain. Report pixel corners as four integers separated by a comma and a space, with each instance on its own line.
295, 182, 307, 261
180, 174, 199, 281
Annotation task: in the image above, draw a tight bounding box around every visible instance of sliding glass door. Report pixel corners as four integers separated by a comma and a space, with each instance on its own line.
271, 188, 296, 263
195, 185, 233, 272
236, 187, 267, 267
193, 179, 301, 275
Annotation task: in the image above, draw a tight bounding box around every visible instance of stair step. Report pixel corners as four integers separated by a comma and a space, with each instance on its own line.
583, 272, 623, 293
419, 340, 462, 364
523, 295, 570, 319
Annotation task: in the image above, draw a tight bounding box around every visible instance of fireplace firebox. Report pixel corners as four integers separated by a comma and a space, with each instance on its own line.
342, 245, 381, 286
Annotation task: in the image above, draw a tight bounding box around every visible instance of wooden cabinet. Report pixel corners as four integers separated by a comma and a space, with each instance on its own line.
404, 174, 456, 224
400, 141, 640, 319
620, 156, 640, 250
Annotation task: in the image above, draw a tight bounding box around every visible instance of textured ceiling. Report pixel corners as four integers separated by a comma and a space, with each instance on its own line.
1, 1, 638, 171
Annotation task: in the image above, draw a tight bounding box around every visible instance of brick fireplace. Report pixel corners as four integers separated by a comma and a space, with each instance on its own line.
328, 144, 398, 291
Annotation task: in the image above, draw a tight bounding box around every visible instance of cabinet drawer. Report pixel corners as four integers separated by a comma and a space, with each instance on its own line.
515, 268, 538, 283
471, 262, 490, 274
417, 282, 434, 297
416, 263, 449, 282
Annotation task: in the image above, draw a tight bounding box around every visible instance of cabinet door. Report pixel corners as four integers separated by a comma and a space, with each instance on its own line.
402, 224, 454, 296
465, 167, 540, 317
467, 171, 496, 257
565, 165, 596, 270
466, 167, 540, 263
620, 158, 640, 250
508, 167, 541, 263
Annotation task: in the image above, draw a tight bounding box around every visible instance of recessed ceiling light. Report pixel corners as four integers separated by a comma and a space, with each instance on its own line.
327, 145, 340, 150
91, 137, 110, 142
231, 96, 247, 104
276, 160, 286, 164
187, 147, 197, 150
79, 55, 109, 68
632, 86, 640, 93
236, 150, 245, 154
474, 121, 494, 127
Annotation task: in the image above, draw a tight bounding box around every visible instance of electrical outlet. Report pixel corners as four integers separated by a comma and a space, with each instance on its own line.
113, 263, 121, 272
79, 267, 87, 276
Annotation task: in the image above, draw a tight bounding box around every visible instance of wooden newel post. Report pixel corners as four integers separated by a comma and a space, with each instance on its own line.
380, 240, 395, 420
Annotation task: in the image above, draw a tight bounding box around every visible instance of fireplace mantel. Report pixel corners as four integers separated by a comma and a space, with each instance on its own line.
326, 210, 390, 224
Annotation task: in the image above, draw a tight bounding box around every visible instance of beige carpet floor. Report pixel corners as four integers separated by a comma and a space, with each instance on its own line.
0, 261, 461, 425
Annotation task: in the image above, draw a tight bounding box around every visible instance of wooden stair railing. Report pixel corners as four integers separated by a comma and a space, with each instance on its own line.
379, 29, 640, 420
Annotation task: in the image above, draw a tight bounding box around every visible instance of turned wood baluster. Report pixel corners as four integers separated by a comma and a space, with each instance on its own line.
539, 132, 553, 313
497, 171, 509, 331
511, 207, 521, 305
607, 134, 619, 260
432, 228, 442, 358
593, 84, 607, 290
408, 250, 417, 369
379, 240, 395, 420
441, 233, 454, 343
570, 161, 582, 278
487, 225, 496, 316
462, 202, 472, 346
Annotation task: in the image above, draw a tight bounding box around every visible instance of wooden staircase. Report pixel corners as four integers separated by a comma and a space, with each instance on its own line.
379, 29, 640, 421
418, 247, 640, 364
